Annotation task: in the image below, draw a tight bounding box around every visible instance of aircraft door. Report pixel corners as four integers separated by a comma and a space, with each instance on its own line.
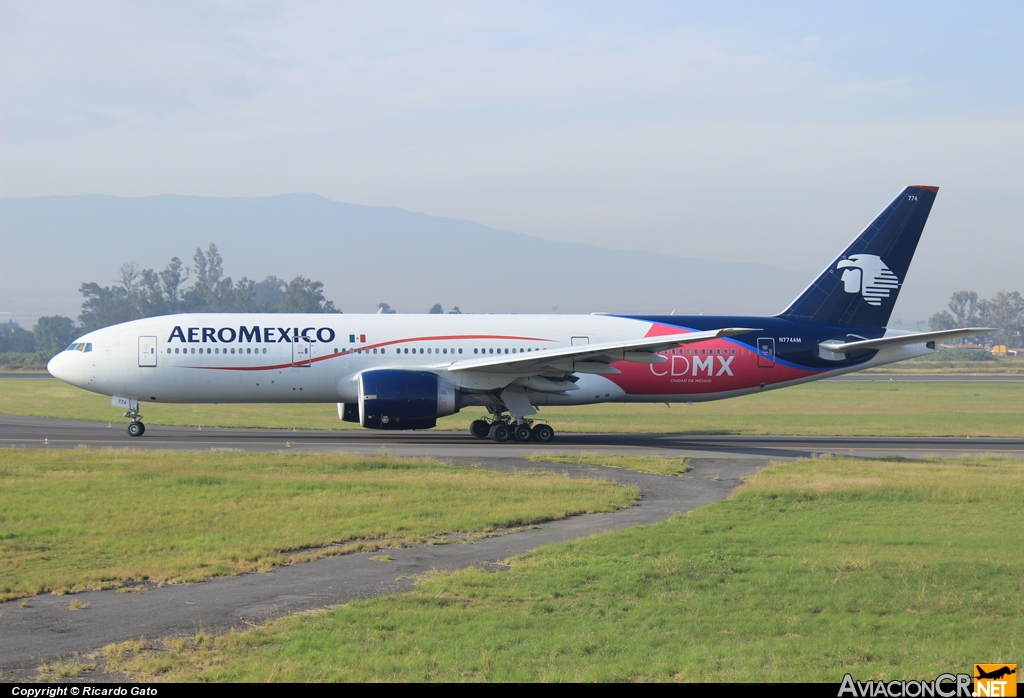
138, 336, 157, 367
292, 337, 311, 367
757, 338, 776, 368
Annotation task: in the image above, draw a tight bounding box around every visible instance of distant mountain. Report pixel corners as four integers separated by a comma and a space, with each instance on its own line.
0, 193, 806, 326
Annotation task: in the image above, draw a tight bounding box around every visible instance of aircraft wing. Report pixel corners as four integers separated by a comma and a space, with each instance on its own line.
818, 327, 993, 354
444, 327, 759, 375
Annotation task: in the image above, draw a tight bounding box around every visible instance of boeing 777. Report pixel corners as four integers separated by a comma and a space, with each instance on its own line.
47, 186, 989, 442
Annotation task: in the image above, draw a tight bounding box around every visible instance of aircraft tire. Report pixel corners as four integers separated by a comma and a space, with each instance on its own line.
513, 424, 533, 442
127, 421, 145, 437
531, 424, 554, 443
470, 420, 491, 438
489, 422, 512, 443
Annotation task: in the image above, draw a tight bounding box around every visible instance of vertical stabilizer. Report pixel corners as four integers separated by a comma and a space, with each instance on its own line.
779, 186, 938, 327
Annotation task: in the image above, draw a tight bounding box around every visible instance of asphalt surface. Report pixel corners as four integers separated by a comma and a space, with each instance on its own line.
2, 412, 1023, 460
1, 413, 1022, 679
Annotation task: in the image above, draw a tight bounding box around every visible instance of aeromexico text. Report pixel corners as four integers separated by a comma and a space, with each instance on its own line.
168, 326, 337, 344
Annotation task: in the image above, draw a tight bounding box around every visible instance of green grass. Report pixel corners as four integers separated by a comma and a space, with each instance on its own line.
105, 455, 1024, 682
527, 452, 692, 476
0, 449, 637, 600
2, 379, 1023, 436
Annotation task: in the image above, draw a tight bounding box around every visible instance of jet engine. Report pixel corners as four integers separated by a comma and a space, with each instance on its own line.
356, 370, 458, 430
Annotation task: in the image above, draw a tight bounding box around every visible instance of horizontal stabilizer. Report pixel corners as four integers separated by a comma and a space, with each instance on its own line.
818, 327, 993, 354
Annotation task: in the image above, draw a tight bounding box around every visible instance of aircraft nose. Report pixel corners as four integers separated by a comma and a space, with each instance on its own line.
47, 352, 65, 381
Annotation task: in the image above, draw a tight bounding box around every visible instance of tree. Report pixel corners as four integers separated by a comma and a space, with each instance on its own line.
988, 290, 1024, 346
928, 311, 955, 332
448, 306, 462, 314
280, 276, 337, 313
0, 321, 35, 353
33, 315, 77, 352
377, 303, 397, 314
158, 257, 189, 312
947, 290, 981, 326
78, 281, 141, 332
428, 303, 444, 314
182, 244, 231, 312
77, 245, 339, 327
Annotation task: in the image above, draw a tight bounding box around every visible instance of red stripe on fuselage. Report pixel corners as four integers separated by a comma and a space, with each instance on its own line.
179, 333, 555, 372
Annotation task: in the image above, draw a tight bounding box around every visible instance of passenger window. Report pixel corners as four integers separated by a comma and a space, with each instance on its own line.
458, 348, 463, 354
504, 348, 509, 354
381, 348, 385, 354
373, 348, 378, 354
231, 348, 235, 354
489, 349, 494, 354
262, 348, 267, 354
474, 348, 478, 354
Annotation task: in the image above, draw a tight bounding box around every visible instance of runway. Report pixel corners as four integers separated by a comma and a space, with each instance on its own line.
1, 413, 1022, 679
2, 412, 1022, 460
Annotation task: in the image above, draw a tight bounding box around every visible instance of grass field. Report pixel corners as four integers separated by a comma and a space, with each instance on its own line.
2, 378, 1022, 436
102, 454, 1024, 682
0, 449, 636, 601
527, 452, 693, 476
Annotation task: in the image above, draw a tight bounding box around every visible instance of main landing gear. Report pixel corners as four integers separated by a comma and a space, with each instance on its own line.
124, 405, 146, 437
470, 419, 555, 443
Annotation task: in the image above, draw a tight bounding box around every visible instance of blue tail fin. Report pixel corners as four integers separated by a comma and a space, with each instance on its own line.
779, 185, 938, 327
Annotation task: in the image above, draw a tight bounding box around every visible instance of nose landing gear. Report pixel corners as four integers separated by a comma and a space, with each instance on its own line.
123, 405, 146, 437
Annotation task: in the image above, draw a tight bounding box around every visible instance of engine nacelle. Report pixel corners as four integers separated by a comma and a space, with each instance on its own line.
337, 402, 360, 423
357, 370, 458, 430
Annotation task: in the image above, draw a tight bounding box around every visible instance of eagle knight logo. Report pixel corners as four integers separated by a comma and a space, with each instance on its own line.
837, 254, 900, 306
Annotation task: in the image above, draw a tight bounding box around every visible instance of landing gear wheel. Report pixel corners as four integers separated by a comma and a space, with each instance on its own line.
489, 422, 512, 443
513, 424, 533, 442
531, 424, 554, 443
127, 421, 145, 437
470, 420, 491, 438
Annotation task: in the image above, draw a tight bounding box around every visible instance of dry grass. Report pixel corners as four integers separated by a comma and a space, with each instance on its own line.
527, 452, 693, 476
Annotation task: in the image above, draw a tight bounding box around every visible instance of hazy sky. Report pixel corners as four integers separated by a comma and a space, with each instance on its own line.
2, 1, 1022, 296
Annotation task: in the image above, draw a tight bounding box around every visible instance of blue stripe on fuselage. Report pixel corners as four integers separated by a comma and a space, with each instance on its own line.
617, 315, 885, 372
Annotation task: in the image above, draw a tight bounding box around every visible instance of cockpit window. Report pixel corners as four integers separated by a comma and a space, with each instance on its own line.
66, 343, 79, 351
83, 343, 93, 353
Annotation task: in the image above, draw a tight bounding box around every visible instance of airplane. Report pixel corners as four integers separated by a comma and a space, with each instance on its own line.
47, 185, 990, 442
